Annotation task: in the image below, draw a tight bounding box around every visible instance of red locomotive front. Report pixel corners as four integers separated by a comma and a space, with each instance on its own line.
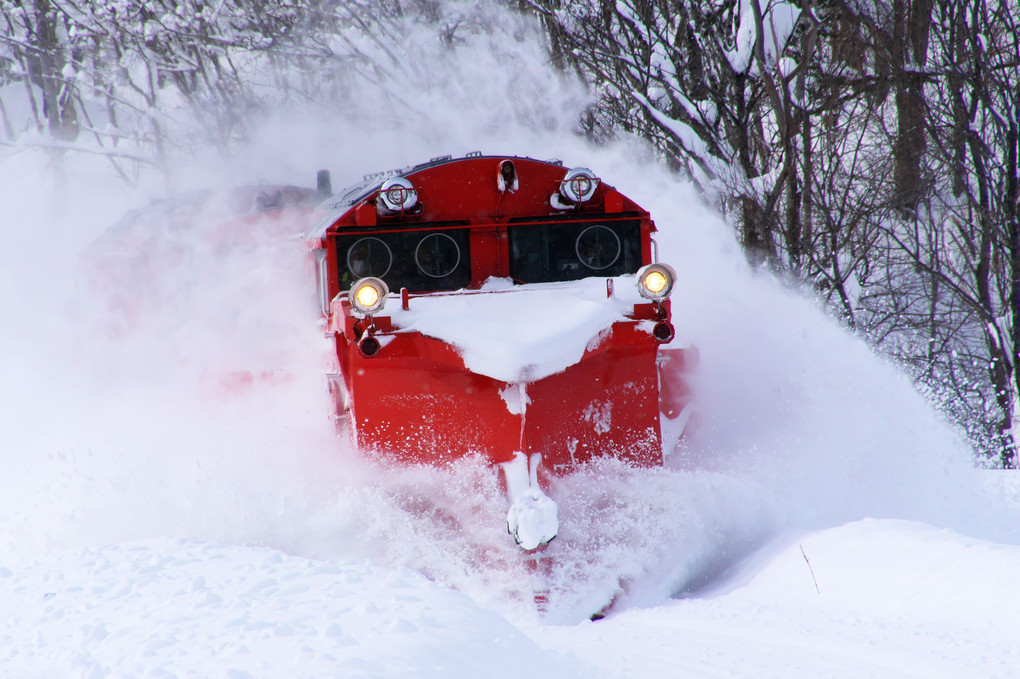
309, 154, 695, 551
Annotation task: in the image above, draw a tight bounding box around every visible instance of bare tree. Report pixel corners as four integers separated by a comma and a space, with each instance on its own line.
526, 0, 1020, 464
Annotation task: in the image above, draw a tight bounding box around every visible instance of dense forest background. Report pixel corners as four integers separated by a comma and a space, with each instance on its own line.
2, 0, 1018, 466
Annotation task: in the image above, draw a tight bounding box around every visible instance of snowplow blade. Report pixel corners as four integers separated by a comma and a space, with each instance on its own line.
333, 320, 676, 470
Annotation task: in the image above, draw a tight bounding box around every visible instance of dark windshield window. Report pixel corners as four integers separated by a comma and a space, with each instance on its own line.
336, 227, 471, 293
508, 219, 641, 283
346, 236, 393, 278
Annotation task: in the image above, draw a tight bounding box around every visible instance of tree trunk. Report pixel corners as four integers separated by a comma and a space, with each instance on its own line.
30, 0, 78, 142
890, 0, 932, 208
1007, 96, 1020, 467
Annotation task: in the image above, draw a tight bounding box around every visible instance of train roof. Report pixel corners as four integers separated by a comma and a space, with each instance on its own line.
307, 153, 645, 241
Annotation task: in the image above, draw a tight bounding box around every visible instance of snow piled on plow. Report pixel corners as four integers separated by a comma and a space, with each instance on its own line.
390, 277, 646, 383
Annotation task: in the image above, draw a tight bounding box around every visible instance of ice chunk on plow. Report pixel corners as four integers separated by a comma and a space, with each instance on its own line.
503, 452, 558, 550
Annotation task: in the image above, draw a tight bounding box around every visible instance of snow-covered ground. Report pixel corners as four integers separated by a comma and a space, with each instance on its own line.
5, 12, 1020, 677
540, 517, 1020, 678
5, 516, 1020, 677
1, 539, 578, 678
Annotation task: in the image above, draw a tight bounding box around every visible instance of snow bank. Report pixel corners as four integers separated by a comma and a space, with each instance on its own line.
536, 518, 1020, 678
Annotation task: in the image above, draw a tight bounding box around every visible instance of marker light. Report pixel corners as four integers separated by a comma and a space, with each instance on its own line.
497, 159, 519, 192
349, 277, 389, 315
637, 263, 676, 301
653, 320, 675, 343
559, 167, 599, 203
358, 335, 381, 357
378, 176, 418, 212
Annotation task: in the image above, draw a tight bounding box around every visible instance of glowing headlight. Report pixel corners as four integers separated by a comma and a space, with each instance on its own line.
637, 263, 676, 301
559, 167, 599, 203
378, 176, 418, 212
349, 277, 389, 315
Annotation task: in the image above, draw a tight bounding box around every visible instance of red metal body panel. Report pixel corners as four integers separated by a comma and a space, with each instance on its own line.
521, 322, 663, 469
335, 316, 665, 469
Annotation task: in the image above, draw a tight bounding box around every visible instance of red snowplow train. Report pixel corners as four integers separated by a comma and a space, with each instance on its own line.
309, 154, 696, 551
87, 152, 696, 557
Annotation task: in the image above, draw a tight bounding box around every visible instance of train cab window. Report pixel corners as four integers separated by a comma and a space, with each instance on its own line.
415, 233, 461, 278
347, 236, 393, 278
575, 225, 621, 270
508, 219, 641, 283
336, 227, 471, 293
